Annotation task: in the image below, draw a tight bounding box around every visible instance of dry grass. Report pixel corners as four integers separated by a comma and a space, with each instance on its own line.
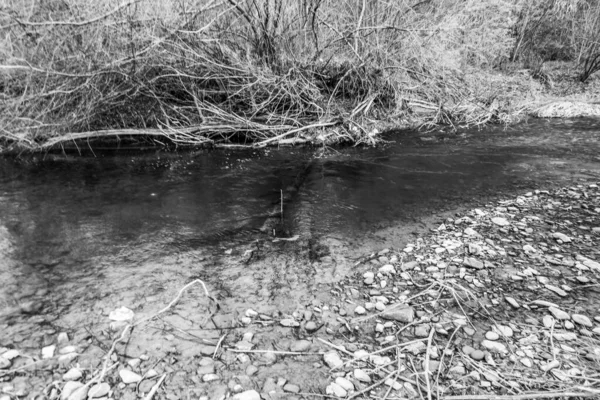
0, 0, 561, 152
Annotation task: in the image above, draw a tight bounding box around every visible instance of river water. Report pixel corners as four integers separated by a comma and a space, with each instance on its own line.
0, 118, 599, 364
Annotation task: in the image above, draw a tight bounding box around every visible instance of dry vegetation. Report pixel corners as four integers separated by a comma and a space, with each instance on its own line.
1, 0, 599, 151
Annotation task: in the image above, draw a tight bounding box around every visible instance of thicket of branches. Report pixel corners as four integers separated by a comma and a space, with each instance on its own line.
0, 0, 598, 151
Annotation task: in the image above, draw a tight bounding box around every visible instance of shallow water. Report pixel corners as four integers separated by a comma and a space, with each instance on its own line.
0, 118, 599, 351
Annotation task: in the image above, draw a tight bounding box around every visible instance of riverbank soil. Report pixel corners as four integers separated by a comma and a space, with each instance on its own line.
2, 177, 600, 399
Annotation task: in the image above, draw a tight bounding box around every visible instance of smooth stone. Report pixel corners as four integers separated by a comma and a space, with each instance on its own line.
67, 386, 88, 400
202, 374, 221, 382
572, 314, 593, 327
42, 345, 56, 359
290, 340, 312, 352
462, 345, 475, 356
63, 368, 83, 381
354, 306, 366, 315
494, 325, 513, 337
492, 217, 510, 226
283, 384, 300, 393
485, 331, 499, 341
531, 300, 559, 308
381, 305, 415, 323
119, 369, 142, 384
88, 383, 110, 398
326, 383, 347, 398
463, 257, 484, 270
545, 285, 568, 297
354, 369, 371, 383
470, 350, 485, 361
305, 321, 318, 332
323, 351, 344, 369
232, 390, 261, 400
379, 264, 396, 274
60, 382, 84, 400
505, 297, 520, 308
552, 232, 571, 242
280, 319, 299, 327
543, 315, 555, 328
335, 377, 354, 391
481, 340, 508, 354
520, 358, 533, 368
549, 307, 570, 320
0, 358, 10, 369
108, 306, 134, 321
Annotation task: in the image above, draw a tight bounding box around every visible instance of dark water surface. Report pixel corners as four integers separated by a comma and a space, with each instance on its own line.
0, 118, 599, 345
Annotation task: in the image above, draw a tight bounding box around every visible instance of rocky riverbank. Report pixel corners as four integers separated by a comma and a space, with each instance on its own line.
2, 181, 600, 400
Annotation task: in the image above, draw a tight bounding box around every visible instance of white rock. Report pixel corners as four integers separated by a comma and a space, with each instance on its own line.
280, 318, 299, 327
520, 358, 532, 368
572, 314, 593, 327
552, 232, 571, 242
324, 351, 344, 369
545, 284, 568, 297
119, 369, 142, 384
549, 307, 570, 320
379, 264, 395, 274
245, 309, 258, 318
353, 350, 369, 360
42, 345, 56, 359
505, 297, 519, 308
202, 374, 221, 382
232, 390, 261, 400
354, 306, 366, 315
0, 357, 10, 369
541, 360, 560, 372
61, 382, 84, 400
326, 383, 347, 398
88, 382, 110, 398
531, 299, 559, 308
2, 350, 18, 360
67, 386, 88, 400
553, 332, 577, 341
335, 377, 354, 391
108, 306, 134, 321
543, 315, 555, 328
481, 340, 507, 354
354, 369, 371, 383
62, 368, 83, 381
492, 217, 510, 226
494, 325, 514, 337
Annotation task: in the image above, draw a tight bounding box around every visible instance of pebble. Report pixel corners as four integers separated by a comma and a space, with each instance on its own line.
63, 368, 83, 381
494, 325, 514, 337
119, 369, 142, 384
463, 257, 484, 270
492, 217, 510, 226
545, 284, 568, 297
485, 331, 499, 341
326, 382, 347, 398
280, 319, 299, 327
379, 264, 395, 274
305, 321, 318, 332
381, 306, 415, 323
42, 345, 56, 359
0, 357, 10, 369
552, 232, 571, 242
283, 384, 300, 393
520, 358, 533, 368
108, 306, 134, 321
290, 340, 311, 352
505, 297, 520, 308
543, 315, 555, 328
88, 383, 110, 398
202, 374, 221, 382
549, 307, 570, 320
531, 300, 559, 308
323, 351, 344, 369
354, 369, 371, 383
232, 390, 261, 400
470, 350, 485, 361
481, 340, 508, 354
572, 314, 593, 327
61, 382, 84, 400
354, 306, 366, 315
335, 377, 354, 391
541, 360, 560, 372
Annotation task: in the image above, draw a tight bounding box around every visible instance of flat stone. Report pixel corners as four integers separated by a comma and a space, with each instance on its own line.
326, 383, 347, 398
549, 307, 570, 320
88, 383, 110, 398
305, 321, 318, 332
494, 325, 513, 337
543, 315, 555, 328
63, 368, 83, 381
481, 340, 508, 354
290, 340, 312, 352
61, 381, 84, 400
463, 257, 484, 270
520, 358, 533, 368
119, 369, 142, 384
283, 384, 300, 393
379, 264, 396, 274
202, 374, 221, 382
485, 331, 499, 341
354, 369, 371, 383
531, 300, 559, 308
280, 319, 300, 327
572, 314, 593, 327
232, 390, 261, 400
335, 377, 354, 391
505, 297, 520, 308
354, 306, 366, 315
552, 232, 571, 243
492, 217, 510, 226
67, 386, 88, 400
108, 306, 134, 321
553, 332, 577, 341
323, 351, 344, 369
470, 350, 485, 361
545, 285, 568, 297
42, 345, 56, 359
541, 360, 560, 372
381, 305, 415, 323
